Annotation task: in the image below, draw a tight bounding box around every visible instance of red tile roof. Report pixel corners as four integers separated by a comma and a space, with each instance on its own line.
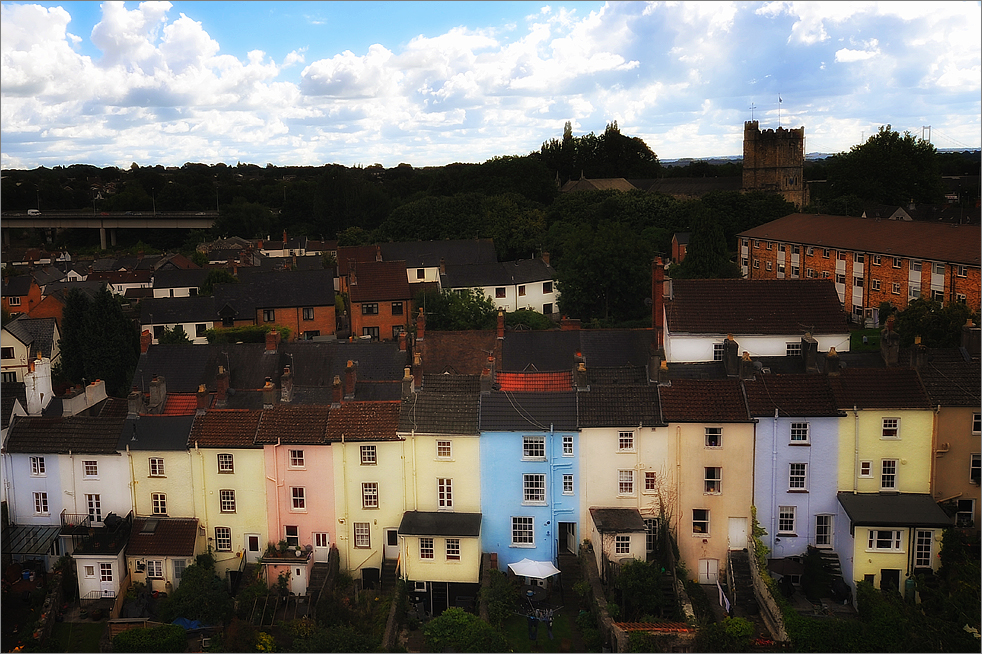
160, 394, 200, 416
188, 410, 262, 448
127, 518, 198, 557
738, 213, 980, 266
348, 260, 411, 302
255, 405, 331, 444
827, 368, 931, 409
659, 379, 751, 422
496, 371, 573, 392
327, 401, 401, 442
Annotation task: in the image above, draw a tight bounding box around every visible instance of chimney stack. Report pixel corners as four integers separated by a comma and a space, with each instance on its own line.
375, 245, 382, 262
739, 351, 755, 380
542, 251, 550, 266
344, 360, 357, 400
216, 365, 229, 409
480, 366, 492, 394
575, 361, 589, 391
416, 308, 425, 341
560, 316, 581, 331
723, 334, 740, 376
652, 258, 665, 348
398, 330, 407, 352
128, 388, 145, 417
265, 330, 281, 353
349, 260, 357, 286
262, 377, 276, 409
196, 384, 210, 413
439, 257, 446, 275
148, 374, 167, 414
402, 367, 415, 398
648, 345, 664, 383
825, 347, 841, 376
801, 333, 819, 373
657, 359, 671, 385
280, 366, 294, 403
332, 375, 342, 407
962, 318, 980, 359
911, 336, 928, 370
880, 317, 900, 366
497, 310, 505, 339
140, 330, 153, 353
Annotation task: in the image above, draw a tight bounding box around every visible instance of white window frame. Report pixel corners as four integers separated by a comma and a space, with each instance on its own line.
778, 506, 796, 535
446, 538, 461, 561
419, 537, 434, 560
522, 436, 546, 460
615, 535, 630, 554
438, 478, 453, 509
152, 492, 167, 515
146, 560, 164, 579
84, 565, 96, 578
914, 530, 933, 567
215, 526, 232, 551
360, 445, 376, 465
523, 474, 547, 505
512, 516, 534, 546
786, 342, 802, 357
713, 342, 725, 361
562, 435, 574, 457
790, 422, 809, 443
867, 529, 903, 552
644, 471, 657, 493
618, 431, 635, 451
871, 279, 880, 292
972, 413, 980, 434
618, 469, 635, 496
789, 463, 807, 490
100, 563, 113, 583
563, 474, 574, 495
219, 489, 236, 513
30, 456, 45, 476
881, 418, 899, 439
217, 453, 234, 473
436, 440, 452, 459
149, 457, 165, 477
83, 460, 98, 478
693, 509, 710, 535
881, 459, 898, 489
859, 460, 873, 477
87, 493, 102, 522
362, 481, 379, 509
971, 454, 980, 484
704, 467, 721, 494
289, 449, 305, 468
291, 486, 306, 511
353, 522, 371, 548
705, 427, 722, 448
34, 491, 49, 515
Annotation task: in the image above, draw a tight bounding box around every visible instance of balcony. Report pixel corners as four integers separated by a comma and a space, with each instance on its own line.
60, 510, 91, 535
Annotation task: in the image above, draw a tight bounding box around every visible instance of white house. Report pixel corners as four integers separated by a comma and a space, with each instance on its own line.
441, 257, 559, 316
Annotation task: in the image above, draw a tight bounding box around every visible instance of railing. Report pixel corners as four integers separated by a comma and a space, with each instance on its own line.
60, 510, 91, 533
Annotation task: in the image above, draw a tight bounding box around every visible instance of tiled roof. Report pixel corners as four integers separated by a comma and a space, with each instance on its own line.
659, 379, 751, 423
214, 268, 335, 314
579, 385, 664, 427
5, 416, 125, 454
348, 260, 412, 302
479, 391, 578, 431
666, 279, 847, 335
255, 405, 331, 444
421, 374, 482, 393
98, 397, 129, 417
160, 394, 201, 416
837, 492, 953, 528
501, 329, 653, 372
127, 518, 198, 557
337, 245, 382, 275
1, 382, 26, 429
326, 402, 401, 442
496, 371, 572, 392
398, 511, 482, 537
188, 410, 262, 448
738, 213, 981, 266
2, 276, 36, 296
560, 178, 637, 192
14, 317, 58, 358
909, 348, 981, 407
420, 331, 496, 376
589, 507, 646, 532
140, 296, 216, 323
152, 268, 208, 289
826, 368, 931, 409
441, 262, 512, 288
587, 365, 649, 385
87, 270, 154, 284
120, 416, 196, 451
398, 391, 480, 435
743, 374, 842, 417
379, 239, 498, 267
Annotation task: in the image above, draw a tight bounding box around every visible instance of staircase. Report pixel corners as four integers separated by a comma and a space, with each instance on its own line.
817, 549, 842, 577
306, 562, 332, 603
727, 550, 760, 616
381, 559, 398, 593
658, 572, 677, 618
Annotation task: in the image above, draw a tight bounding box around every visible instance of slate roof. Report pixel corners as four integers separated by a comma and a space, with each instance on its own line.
826, 368, 931, 409
140, 296, 217, 324
666, 279, 847, 335
501, 329, 653, 372
442, 259, 555, 289
326, 401, 401, 442
579, 385, 664, 427
479, 391, 578, 432
909, 348, 981, 407
188, 410, 263, 448
658, 379, 751, 423
420, 331, 496, 376
399, 511, 482, 537
560, 178, 637, 192
120, 416, 196, 450
1, 382, 26, 429
2, 275, 35, 297
348, 260, 412, 302
5, 416, 125, 454
152, 268, 209, 289
837, 492, 953, 528
379, 239, 498, 268
127, 518, 198, 557
399, 391, 480, 435
36, 281, 105, 301
31, 265, 66, 287
17, 317, 58, 358
255, 405, 331, 444
589, 507, 646, 532
88, 270, 153, 285
336, 245, 383, 276
647, 177, 743, 197
213, 268, 335, 314
496, 371, 572, 392
743, 374, 843, 417
738, 213, 981, 266
587, 365, 650, 386
422, 373, 482, 394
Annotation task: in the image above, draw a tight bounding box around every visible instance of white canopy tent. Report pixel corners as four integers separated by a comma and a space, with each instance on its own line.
507, 558, 561, 579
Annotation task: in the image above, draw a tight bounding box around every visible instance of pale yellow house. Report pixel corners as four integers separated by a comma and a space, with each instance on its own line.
125, 415, 197, 520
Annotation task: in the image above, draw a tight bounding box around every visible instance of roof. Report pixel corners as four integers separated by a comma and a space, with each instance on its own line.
743, 374, 842, 417
336, 245, 382, 275
1, 382, 26, 429
120, 416, 196, 450
666, 279, 848, 335
647, 177, 743, 197
502, 258, 555, 285
127, 518, 198, 557
213, 268, 335, 313
422, 373, 482, 394
910, 348, 981, 407
379, 239, 498, 268
2, 275, 36, 296
152, 268, 209, 289
399, 391, 480, 435
496, 371, 572, 392
837, 492, 953, 528
326, 401, 401, 442
441, 262, 513, 288
479, 391, 578, 431
348, 260, 412, 302
255, 406, 331, 444
579, 385, 664, 427
589, 507, 646, 532
419, 331, 496, 376
2, 524, 62, 556
6, 315, 58, 357
560, 178, 637, 192
587, 365, 649, 385
188, 410, 263, 448
5, 416, 125, 454
826, 368, 931, 409
738, 213, 981, 266
659, 379, 751, 422
501, 329, 653, 372
398, 511, 482, 537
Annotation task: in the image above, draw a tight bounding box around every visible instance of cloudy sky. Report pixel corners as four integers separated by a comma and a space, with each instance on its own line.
1, 1, 979, 170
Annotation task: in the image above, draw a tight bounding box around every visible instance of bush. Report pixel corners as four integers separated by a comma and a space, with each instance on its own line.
423, 607, 507, 652
204, 324, 290, 344
112, 624, 186, 652
479, 569, 519, 628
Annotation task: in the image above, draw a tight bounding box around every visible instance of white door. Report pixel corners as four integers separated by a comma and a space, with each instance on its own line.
698, 558, 719, 584
245, 534, 262, 563
313, 532, 331, 562
728, 517, 748, 550
564, 523, 577, 554
291, 565, 306, 595
384, 529, 399, 560
815, 515, 833, 548
99, 562, 115, 597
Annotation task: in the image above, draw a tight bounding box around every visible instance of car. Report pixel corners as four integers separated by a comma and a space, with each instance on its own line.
27, 209, 40, 216
125, 211, 134, 215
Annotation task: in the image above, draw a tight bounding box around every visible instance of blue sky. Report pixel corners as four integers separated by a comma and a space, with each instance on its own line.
1, 1, 979, 169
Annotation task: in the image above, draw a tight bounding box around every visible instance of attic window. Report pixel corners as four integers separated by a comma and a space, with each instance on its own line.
1, 347, 14, 360
416, 269, 425, 279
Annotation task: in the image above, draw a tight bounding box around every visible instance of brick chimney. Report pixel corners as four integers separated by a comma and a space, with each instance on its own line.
265, 329, 280, 353
575, 361, 589, 391
825, 347, 841, 376
722, 334, 740, 376
375, 245, 382, 262
480, 366, 492, 394
398, 330, 407, 352
128, 388, 145, 417
349, 260, 357, 286
560, 316, 581, 331
402, 367, 415, 398
439, 257, 446, 275
911, 336, 928, 370
648, 345, 665, 383
801, 333, 819, 373
416, 308, 425, 341
280, 366, 294, 403
216, 365, 229, 408
880, 316, 900, 366
332, 375, 342, 407
497, 310, 505, 340
262, 377, 276, 409
652, 258, 665, 348
657, 359, 671, 385
739, 351, 756, 380
140, 329, 153, 353
344, 360, 357, 400
196, 384, 210, 413
148, 374, 167, 414
542, 251, 550, 266
962, 318, 980, 359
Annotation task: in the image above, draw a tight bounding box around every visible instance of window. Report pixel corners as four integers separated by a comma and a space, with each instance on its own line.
618, 431, 635, 451
713, 343, 724, 361
30, 456, 45, 476
100, 563, 113, 583
34, 491, 48, 515
705, 428, 722, 448
754, 260, 760, 269
495, 287, 506, 298
543, 281, 553, 294
83, 460, 98, 478
765, 261, 773, 272
354, 523, 371, 548
152, 493, 167, 515
542, 303, 553, 315
173, 559, 186, 582
882, 418, 899, 439
778, 243, 786, 253
791, 265, 800, 277
816, 515, 833, 546
871, 279, 880, 291
154, 325, 166, 340
854, 252, 865, 263
361, 482, 379, 508
837, 250, 848, 261
416, 268, 425, 280
892, 257, 902, 268
645, 519, 659, 552
84, 565, 95, 578
822, 248, 830, 259
766, 241, 773, 250
87, 494, 102, 522
419, 538, 434, 559
562, 435, 574, 456
821, 271, 831, 279
915, 530, 933, 567
778, 263, 786, 275
790, 422, 809, 443
220, 489, 236, 513
881, 460, 897, 489
909, 285, 921, 299
956, 499, 975, 528
778, 506, 796, 534
789, 463, 807, 490
971, 454, 981, 485
956, 265, 968, 277
362, 326, 380, 340
787, 342, 802, 357
518, 285, 526, 296
438, 478, 453, 509
615, 535, 630, 555
871, 254, 881, 265
806, 268, 815, 278
512, 517, 534, 545
446, 538, 460, 560
391, 301, 403, 315
285, 525, 300, 547
957, 293, 967, 303
618, 470, 635, 495
704, 467, 721, 494
792, 245, 800, 255
645, 471, 657, 492
263, 309, 275, 322
222, 316, 234, 327
910, 260, 922, 272
693, 509, 710, 534
835, 273, 846, 285
360, 445, 377, 465
1, 372, 15, 383
523, 436, 545, 460
933, 262, 945, 275
892, 282, 901, 295
563, 474, 574, 495
146, 560, 163, 578
854, 277, 863, 288
437, 440, 452, 458
859, 461, 872, 477
754, 240, 761, 248
291, 487, 306, 510
973, 414, 981, 434
7, 296, 21, 307
302, 307, 314, 320
218, 453, 234, 473
196, 323, 207, 337
215, 527, 232, 551
289, 449, 305, 467
149, 457, 164, 476
361, 303, 379, 315
524, 474, 546, 504
867, 529, 902, 551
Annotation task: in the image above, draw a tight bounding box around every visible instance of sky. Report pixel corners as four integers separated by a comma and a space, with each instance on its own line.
1, 1, 979, 170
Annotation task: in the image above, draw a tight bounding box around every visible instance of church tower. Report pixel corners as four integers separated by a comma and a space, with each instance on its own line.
742, 121, 808, 208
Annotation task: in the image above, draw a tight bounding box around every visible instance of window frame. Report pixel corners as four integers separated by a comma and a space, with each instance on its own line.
302, 307, 315, 321
219, 489, 236, 513
881, 418, 900, 440
31, 456, 45, 477
563, 474, 574, 495
146, 560, 164, 579
149, 457, 165, 477
354, 522, 371, 548
692, 509, 710, 535
859, 460, 873, 477
704, 467, 722, 494
34, 491, 49, 515
970, 454, 980, 485
880, 459, 898, 489
152, 492, 167, 515
523, 473, 547, 505
419, 537, 434, 560
562, 435, 574, 457
291, 486, 306, 511
100, 563, 113, 583
543, 281, 553, 294
285, 525, 300, 547
618, 430, 635, 451
262, 309, 275, 323
789, 463, 807, 490
867, 529, 903, 552
511, 516, 534, 546
83, 460, 99, 478
217, 453, 234, 473
391, 301, 404, 316
289, 449, 305, 468
446, 538, 461, 561
360, 445, 377, 465
786, 342, 802, 357
972, 413, 980, 434
871, 279, 880, 292
790, 422, 809, 444
436, 440, 452, 459
495, 287, 506, 299
361, 482, 379, 509
522, 436, 546, 460
644, 471, 657, 493
215, 526, 232, 551
914, 530, 933, 567
615, 535, 630, 555
705, 427, 722, 448
361, 302, 379, 315
438, 478, 453, 509
778, 506, 796, 535
86, 493, 102, 522
618, 469, 635, 496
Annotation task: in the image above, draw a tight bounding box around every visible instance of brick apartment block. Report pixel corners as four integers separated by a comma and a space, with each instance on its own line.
739, 214, 980, 324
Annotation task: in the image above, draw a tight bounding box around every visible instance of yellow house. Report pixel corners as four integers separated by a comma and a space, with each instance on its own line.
125, 415, 197, 520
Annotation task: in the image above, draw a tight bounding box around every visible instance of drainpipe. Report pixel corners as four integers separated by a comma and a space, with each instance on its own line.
341, 432, 350, 573
930, 405, 941, 498
126, 445, 137, 516
265, 438, 282, 544
411, 430, 418, 511
675, 426, 681, 542
196, 442, 210, 539
853, 406, 860, 493
771, 409, 778, 552
70, 450, 77, 514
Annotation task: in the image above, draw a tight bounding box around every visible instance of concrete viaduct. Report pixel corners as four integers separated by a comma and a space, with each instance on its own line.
2, 211, 217, 249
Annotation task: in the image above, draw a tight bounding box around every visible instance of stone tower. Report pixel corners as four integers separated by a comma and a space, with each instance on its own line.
742, 120, 808, 208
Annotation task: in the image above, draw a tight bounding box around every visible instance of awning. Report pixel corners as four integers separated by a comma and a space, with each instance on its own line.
508, 558, 561, 579
2, 524, 62, 557
398, 511, 482, 537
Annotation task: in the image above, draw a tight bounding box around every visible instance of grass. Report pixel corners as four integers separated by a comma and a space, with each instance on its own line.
499, 610, 580, 653
849, 327, 881, 352
47, 622, 105, 653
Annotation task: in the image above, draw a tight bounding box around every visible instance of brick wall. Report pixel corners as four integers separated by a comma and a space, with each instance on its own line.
350, 300, 410, 342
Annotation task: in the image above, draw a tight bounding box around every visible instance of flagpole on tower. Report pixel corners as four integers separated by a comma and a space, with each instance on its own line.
778, 94, 782, 128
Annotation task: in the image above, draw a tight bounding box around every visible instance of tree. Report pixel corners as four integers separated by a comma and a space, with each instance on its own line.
668, 211, 742, 280
891, 298, 979, 347
413, 288, 496, 331
112, 624, 186, 652
158, 325, 192, 345
158, 557, 234, 626
199, 268, 238, 295
423, 607, 508, 653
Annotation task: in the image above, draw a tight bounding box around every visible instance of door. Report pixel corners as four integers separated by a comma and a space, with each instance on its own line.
728, 517, 748, 550
384, 529, 399, 560
698, 558, 719, 584
880, 569, 901, 591
245, 534, 262, 563
815, 515, 833, 548
291, 565, 306, 595
560, 522, 577, 554
313, 532, 331, 562
99, 562, 115, 597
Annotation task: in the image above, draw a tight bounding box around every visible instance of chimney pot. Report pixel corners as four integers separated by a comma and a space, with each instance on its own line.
497, 310, 505, 339
332, 375, 342, 406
